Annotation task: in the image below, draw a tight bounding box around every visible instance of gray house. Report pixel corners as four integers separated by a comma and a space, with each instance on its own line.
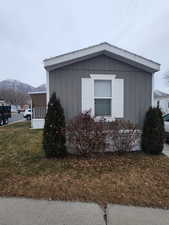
31, 42, 160, 128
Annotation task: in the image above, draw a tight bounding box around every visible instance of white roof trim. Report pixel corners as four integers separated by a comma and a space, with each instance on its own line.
29, 91, 46, 95
44, 42, 160, 72
90, 74, 116, 79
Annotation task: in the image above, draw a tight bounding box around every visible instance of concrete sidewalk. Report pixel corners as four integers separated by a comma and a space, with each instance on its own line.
107, 204, 169, 225
0, 198, 105, 225
0, 198, 169, 225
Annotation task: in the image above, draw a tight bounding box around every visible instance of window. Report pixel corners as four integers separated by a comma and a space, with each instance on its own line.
82, 74, 124, 119
94, 80, 112, 116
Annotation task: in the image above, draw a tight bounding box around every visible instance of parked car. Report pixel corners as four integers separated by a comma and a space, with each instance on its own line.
23, 109, 32, 120
0, 105, 11, 126
163, 114, 169, 142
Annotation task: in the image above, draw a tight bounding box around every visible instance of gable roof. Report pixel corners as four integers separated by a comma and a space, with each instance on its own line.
154, 89, 169, 98
44, 42, 160, 73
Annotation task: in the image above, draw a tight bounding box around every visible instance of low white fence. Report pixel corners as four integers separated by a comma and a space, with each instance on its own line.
31, 119, 45, 129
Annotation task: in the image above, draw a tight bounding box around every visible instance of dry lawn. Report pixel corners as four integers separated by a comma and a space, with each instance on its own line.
0, 122, 169, 208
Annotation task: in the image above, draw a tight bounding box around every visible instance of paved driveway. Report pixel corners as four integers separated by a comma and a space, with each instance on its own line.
0, 198, 169, 225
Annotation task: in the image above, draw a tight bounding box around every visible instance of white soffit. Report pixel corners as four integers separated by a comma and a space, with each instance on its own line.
43, 42, 160, 72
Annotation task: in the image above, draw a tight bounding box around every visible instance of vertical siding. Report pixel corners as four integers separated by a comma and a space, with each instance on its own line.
49, 54, 152, 127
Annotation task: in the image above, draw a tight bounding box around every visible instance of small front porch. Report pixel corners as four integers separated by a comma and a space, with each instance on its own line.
29, 91, 47, 129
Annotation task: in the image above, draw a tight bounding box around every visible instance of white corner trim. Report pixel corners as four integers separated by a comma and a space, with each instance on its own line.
152, 73, 155, 106
46, 70, 49, 104
90, 74, 116, 80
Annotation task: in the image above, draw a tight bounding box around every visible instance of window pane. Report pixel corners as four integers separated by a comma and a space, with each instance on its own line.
95, 99, 111, 116
94, 80, 112, 97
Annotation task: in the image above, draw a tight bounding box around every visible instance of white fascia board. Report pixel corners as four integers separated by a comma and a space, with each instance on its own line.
46, 70, 49, 104
152, 74, 155, 106
44, 44, 107, 67
44, 43, 160, 72
28, 91, 46, 95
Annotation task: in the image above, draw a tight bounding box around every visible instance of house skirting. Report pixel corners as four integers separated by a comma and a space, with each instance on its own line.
31, 119, 45, 129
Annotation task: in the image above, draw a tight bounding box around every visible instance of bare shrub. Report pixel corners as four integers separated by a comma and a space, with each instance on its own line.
67, 112, 140, 155
107, 120, 140, 153
66, 112, 106, 155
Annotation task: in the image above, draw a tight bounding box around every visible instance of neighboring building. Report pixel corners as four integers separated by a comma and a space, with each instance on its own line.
32, 42, 160, 129
29, 91, 46, 128
154, 89, 169, 114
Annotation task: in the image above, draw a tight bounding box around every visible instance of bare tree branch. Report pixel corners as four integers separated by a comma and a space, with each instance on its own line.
0, 88, 30, 105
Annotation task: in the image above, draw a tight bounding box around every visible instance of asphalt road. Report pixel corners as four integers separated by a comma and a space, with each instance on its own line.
8, 112, 25, 123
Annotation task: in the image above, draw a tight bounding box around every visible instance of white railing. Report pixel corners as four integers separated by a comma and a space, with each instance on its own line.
32, 107, 46, 119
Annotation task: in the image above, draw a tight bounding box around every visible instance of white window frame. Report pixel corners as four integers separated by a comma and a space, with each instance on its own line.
90, 74, 116, 121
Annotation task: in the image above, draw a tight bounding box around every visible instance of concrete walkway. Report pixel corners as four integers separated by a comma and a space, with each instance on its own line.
0, 198, 105, 225
0, 198, 169, 225
107, 204, 169, 225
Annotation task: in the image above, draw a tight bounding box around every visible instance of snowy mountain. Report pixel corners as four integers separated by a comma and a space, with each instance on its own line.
0, 79, 46, 93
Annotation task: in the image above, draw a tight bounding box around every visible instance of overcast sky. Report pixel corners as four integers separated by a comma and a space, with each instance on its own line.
0, 0, 169, 91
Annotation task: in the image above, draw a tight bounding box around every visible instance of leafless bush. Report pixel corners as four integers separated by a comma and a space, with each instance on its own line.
107, 120, 140, 153
66, 112, 106, 155
67, 112, 140, 155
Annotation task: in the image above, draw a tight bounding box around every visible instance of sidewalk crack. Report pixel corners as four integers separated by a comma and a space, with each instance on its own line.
103, 205, 108, 225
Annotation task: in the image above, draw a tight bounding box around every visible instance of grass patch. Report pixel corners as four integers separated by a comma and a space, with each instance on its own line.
0, 122, 169, 208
